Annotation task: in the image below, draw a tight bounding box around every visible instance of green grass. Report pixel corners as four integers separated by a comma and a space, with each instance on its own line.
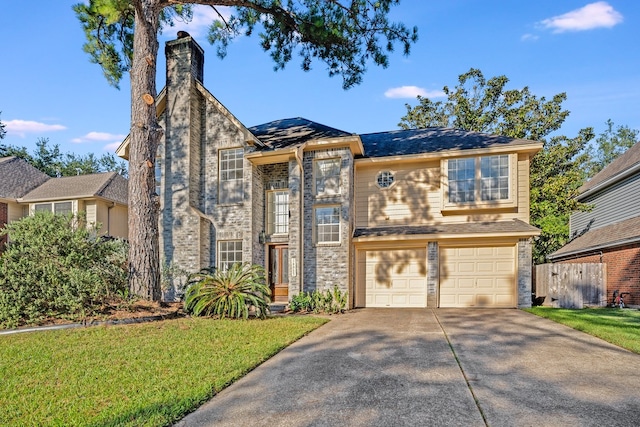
0, 316, 328, 427
524, 307, 640, 354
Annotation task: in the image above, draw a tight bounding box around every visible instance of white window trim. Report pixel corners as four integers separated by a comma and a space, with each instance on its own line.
266, 189, 289, 236
441, 153, 517, 211
313, 158, 341, 197
313, 204, 341, 245
218, 240, 243, 271
218, 147, 245, 205
31, 200, 77, 216
375, 170, 397, 190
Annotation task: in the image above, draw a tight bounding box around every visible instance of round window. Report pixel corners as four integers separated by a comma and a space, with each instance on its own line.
377, 171, 395, 188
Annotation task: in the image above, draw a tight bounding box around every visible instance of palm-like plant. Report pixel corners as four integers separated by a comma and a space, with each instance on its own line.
184, 263, 271, 319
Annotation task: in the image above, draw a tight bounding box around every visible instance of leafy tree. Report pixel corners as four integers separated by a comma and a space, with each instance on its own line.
0, 112, 6, 140
0, 138, 127, 177
0, 212, 128, 328
586, 119, 638, 177
399, 68, 594, 263
74, 0, 418, 300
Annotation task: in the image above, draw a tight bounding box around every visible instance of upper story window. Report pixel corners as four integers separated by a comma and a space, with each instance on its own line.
219, 148, 244, 204
444, 154, 515, 208
315, 205, 340, 243
376, 171, 395, 189
266, 190, 289, 235
218, 240, 242, 271
34, 201, 73, 215
314, 158, 341, 195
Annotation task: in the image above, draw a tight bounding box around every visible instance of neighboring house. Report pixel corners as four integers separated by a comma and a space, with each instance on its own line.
0, 156, 50, 250
548, 141, 640, 306
117, 35, 542, 307
0, 156, 129, 252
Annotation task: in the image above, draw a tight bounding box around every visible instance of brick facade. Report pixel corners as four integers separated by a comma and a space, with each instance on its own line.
558, 244, 640, 306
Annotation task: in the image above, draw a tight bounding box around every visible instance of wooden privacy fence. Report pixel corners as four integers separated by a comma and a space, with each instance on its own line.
535, 263, 607, 308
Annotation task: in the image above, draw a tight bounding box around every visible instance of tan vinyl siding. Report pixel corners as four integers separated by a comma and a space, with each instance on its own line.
7, 202, 26, 223
107, 204, 128, 238
85, 201, 97, 225
355, 153, 532, 228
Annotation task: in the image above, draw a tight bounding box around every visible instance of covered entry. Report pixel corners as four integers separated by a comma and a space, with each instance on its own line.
357, 248, 427, 307
439, 245, 516, 307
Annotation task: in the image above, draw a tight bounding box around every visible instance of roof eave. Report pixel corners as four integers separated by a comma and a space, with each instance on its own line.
353, 229, 540, 244
578, 162, 640, 201
548, 235, 640, 260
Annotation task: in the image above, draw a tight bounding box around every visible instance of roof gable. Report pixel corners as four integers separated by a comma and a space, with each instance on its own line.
359, 128, 542, 158
0, 157, 50, 199
579, 141, 640, 196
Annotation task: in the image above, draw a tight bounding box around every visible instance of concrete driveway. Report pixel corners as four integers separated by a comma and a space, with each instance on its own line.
175, 309, 640, 427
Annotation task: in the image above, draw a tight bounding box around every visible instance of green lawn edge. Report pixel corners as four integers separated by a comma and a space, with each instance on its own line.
524, 307, 640, 354
0, 315, 329, 427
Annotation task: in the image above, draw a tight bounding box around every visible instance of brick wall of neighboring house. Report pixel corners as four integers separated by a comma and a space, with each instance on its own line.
0, 202, 7, 253
558, 243, 640, 306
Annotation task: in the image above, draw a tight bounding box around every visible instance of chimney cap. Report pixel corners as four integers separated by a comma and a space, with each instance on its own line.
177, 31, 191, 39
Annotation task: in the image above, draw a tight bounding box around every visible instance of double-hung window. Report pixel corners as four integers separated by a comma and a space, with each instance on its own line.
219, 148, 244, 204
315, 206, 340, 243
218, 240, 242, 271
314, 158, 341, 195
33, 201, 73, 215
445, 154, 514, 207
266, 190, 289, 235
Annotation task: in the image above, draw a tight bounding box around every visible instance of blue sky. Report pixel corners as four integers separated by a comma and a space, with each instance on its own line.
1, 1, 639, 156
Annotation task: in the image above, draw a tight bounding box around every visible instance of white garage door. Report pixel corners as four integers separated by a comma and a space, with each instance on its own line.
440, 246, 516, 308
360, 249, 427, 307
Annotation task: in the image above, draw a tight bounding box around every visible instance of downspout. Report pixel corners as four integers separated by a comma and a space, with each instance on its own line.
295, 144, 305, 292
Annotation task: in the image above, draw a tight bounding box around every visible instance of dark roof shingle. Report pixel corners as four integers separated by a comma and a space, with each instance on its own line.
549, 216, 640, 259
359, 128, 540, 158
0, 157, 50, 199
249, 117, 352, 149
579, 141, 640, 195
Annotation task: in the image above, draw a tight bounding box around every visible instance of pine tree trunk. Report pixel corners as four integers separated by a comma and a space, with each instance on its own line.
128, 0, 162, 300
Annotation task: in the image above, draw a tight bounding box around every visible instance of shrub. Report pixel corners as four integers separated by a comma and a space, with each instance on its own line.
290, 286, 348, 314
184, 263, 271, 319
0, 212, 128, 328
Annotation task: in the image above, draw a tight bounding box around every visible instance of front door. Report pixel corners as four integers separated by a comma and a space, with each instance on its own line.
269, 245, 289, 303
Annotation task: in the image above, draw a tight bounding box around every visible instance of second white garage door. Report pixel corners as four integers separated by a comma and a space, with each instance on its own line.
361, 249, 427, 307
440, 246, 516, 308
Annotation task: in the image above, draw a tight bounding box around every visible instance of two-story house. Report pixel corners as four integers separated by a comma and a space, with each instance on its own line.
548, 141, 640, 306
117, 35, 542, 308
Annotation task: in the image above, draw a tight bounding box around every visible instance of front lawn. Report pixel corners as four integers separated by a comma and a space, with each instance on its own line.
525, 307, 640, 354
0, 316, 328, 427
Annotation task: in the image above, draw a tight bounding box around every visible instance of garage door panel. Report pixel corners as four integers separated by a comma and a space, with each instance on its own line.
360, 248, 427, 308
440, 245, 516, 308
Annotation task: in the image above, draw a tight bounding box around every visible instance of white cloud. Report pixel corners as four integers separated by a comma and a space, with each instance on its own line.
103, 141, 122, 153
521, 33, 539, 42
538, 2, 623, 33
384, 86, 445, 99
5, 120, 66, 137
72, 131, 127, 144
167, 5, 232, 38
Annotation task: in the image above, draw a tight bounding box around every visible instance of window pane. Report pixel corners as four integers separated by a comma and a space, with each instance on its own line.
315, 206, 340, 243
315, 158, 341, 195
34, 203, 52, 212
54, 202, 73, 215
218, 240, 242, 271
267, 190, 289, 235
220, 148, 244, 204
480, 155, 509, 201
448, 158, 475, 203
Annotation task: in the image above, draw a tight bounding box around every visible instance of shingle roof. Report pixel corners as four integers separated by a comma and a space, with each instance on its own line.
0, 156, 50, 199
249, 117, 353, 149
579, 141, 640, 195
354, 219, 540, 238
548, 216, 640, 259
20, 172, 128, 205
359, 127, 540, 158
